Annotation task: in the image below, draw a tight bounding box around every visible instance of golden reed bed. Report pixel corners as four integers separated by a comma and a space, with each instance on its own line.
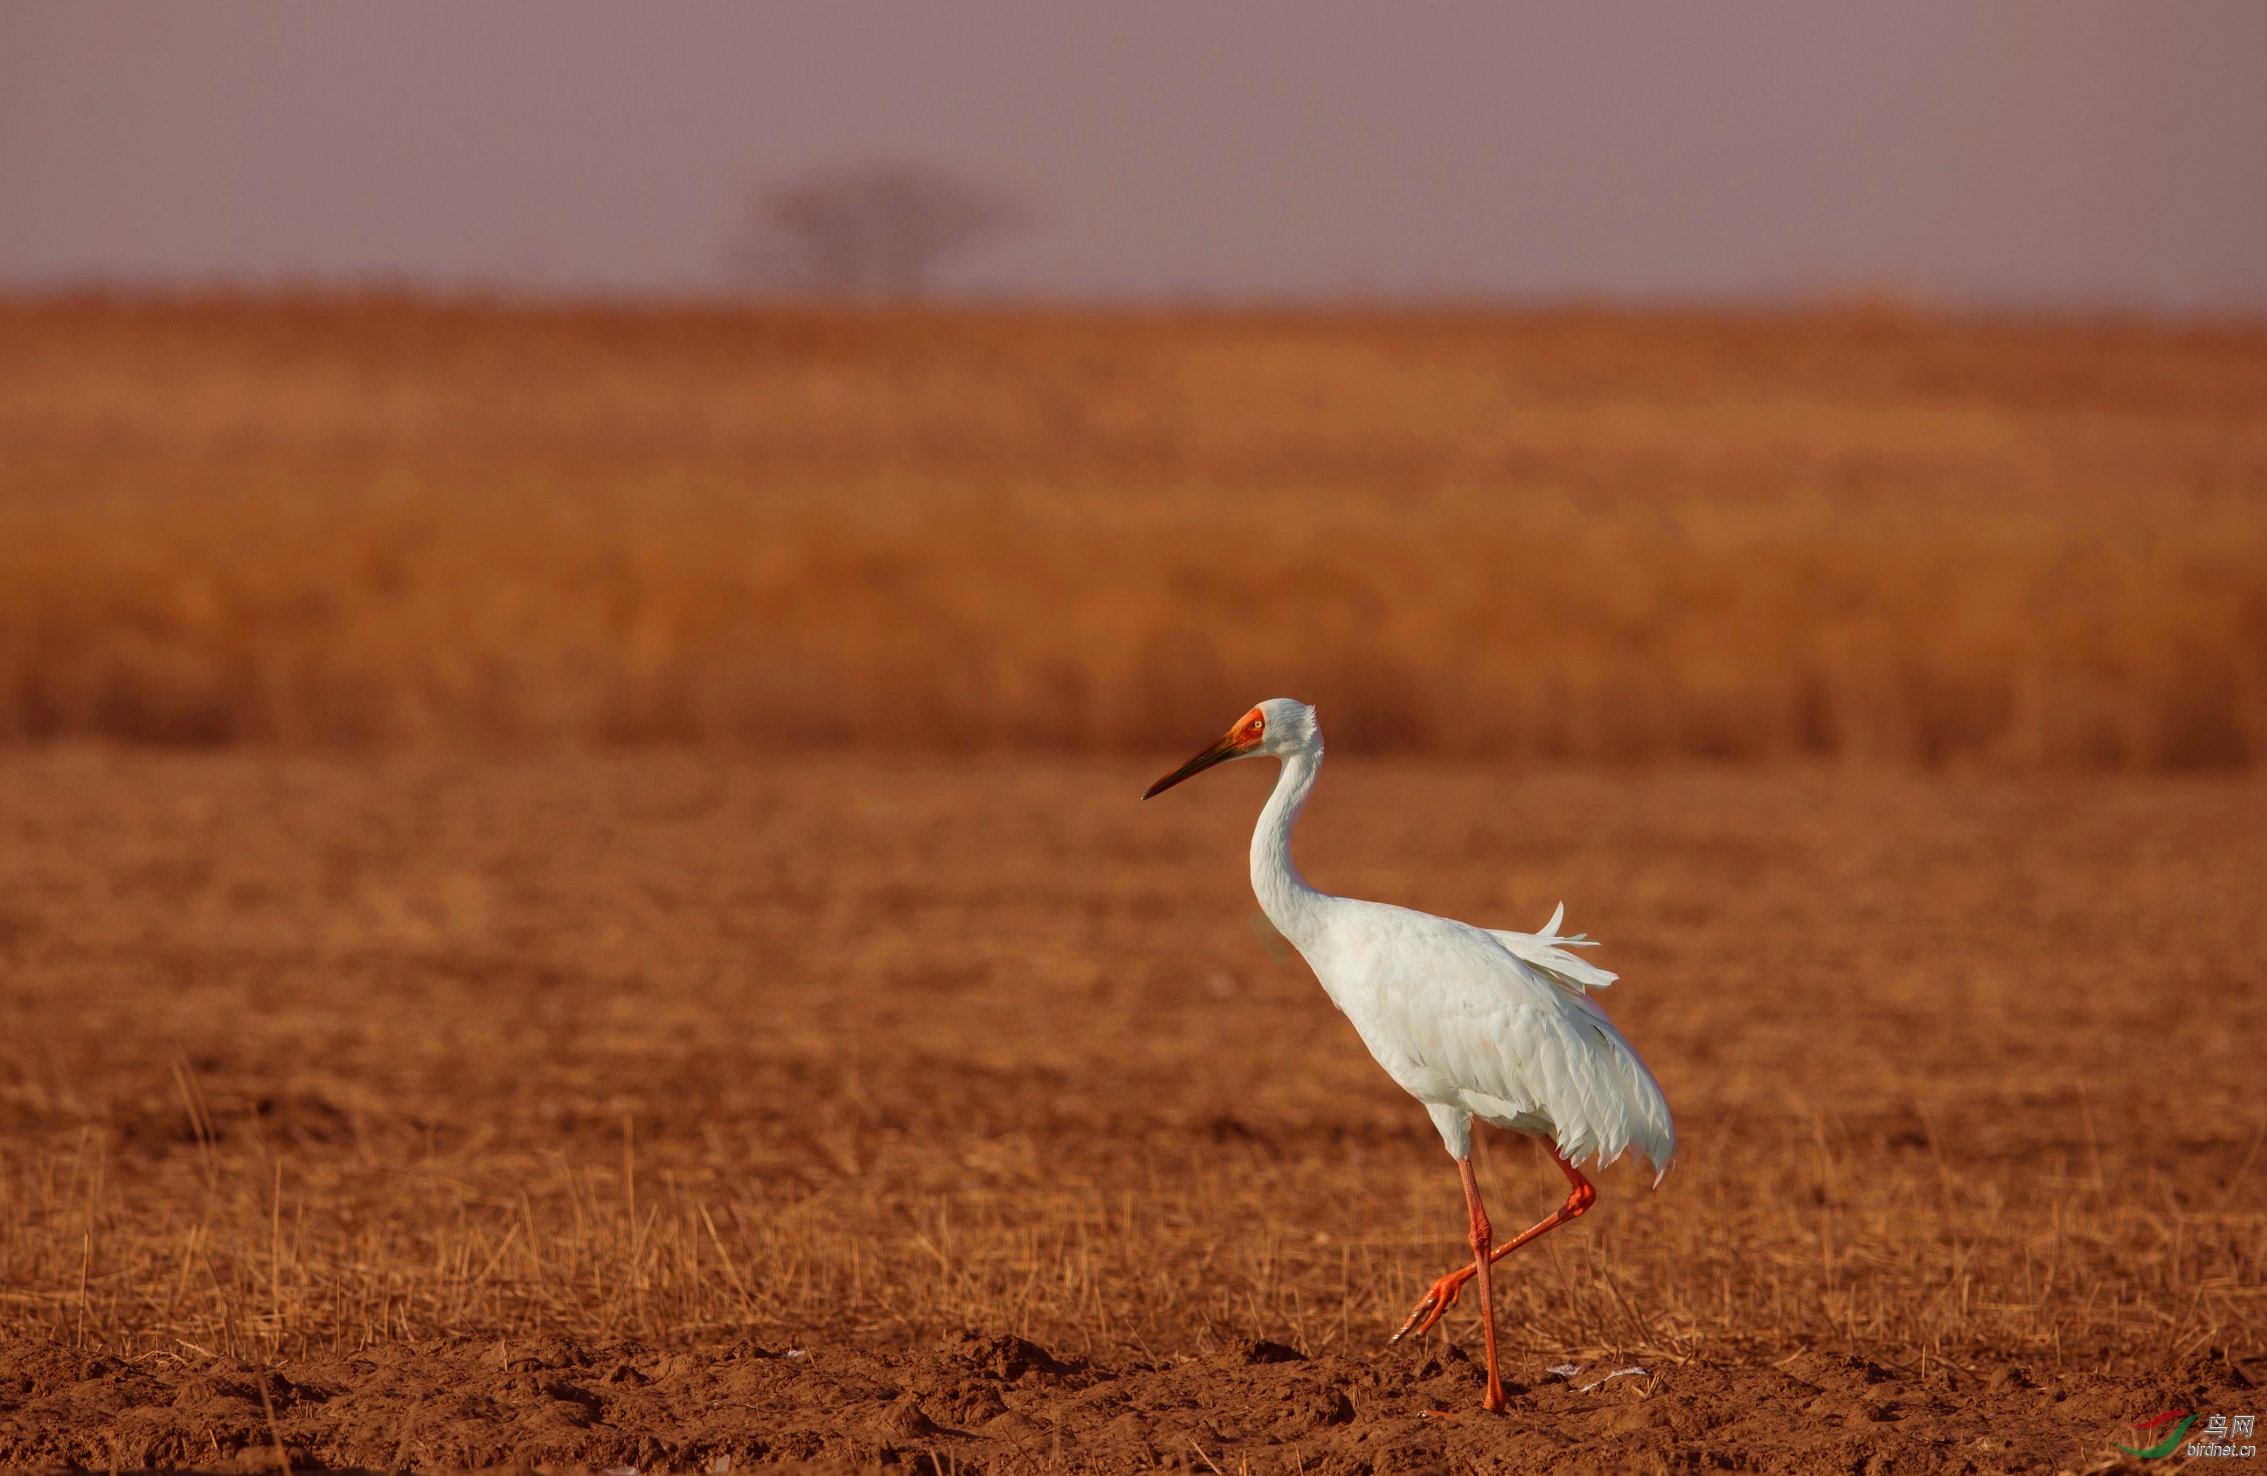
2, 297, 2262, 766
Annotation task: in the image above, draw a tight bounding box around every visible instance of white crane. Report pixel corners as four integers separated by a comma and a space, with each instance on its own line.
1144, 698, 1675, 1411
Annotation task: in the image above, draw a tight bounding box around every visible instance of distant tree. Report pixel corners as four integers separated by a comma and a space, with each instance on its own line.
729, 160, 1027, 301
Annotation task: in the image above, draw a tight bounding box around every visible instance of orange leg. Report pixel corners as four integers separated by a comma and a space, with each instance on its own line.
1456, 1155, 1508, 1410
1392, 1149, 1596, 1347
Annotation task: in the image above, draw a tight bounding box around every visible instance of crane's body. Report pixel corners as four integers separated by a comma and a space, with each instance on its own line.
1146, 698, 1675, 1411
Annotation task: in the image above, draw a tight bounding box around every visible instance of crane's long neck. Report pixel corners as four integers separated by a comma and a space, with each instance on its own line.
1251, 748, 1329, 947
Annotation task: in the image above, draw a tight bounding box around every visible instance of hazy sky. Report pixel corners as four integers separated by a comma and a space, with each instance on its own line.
4, 2, 2263, 309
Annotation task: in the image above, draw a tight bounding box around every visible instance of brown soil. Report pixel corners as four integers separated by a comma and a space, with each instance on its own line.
0, 750, 2260, 1470
1, 1334, 2253, 1473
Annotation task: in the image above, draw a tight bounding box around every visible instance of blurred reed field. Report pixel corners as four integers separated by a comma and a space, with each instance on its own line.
2, 296, 2264, 766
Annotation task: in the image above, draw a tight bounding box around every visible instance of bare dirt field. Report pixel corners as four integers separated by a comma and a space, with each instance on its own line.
0, 748, 2259, 1471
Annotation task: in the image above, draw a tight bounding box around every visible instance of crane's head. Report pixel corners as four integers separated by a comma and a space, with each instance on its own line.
1143, 698, 1321, 799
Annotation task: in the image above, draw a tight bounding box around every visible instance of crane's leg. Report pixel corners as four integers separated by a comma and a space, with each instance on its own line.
1392, 1150, 1596, 1345
1456, 1154, 1509, 1411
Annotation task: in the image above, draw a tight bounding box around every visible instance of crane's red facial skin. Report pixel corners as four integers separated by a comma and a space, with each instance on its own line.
1142, 708, 1267, 799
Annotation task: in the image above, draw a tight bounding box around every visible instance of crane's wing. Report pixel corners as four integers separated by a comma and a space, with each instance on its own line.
1329, 903, 1675, 1179
1486, 902, 1618, 996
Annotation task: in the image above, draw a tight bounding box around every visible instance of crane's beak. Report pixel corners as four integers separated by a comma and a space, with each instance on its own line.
1143, 731, 1247, 799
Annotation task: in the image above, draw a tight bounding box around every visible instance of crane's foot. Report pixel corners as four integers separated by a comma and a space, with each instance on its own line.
1389, 1266, 1474, 1344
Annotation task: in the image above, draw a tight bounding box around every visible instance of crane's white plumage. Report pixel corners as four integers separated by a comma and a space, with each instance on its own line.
1145, 697, 1676, 1409
1157, 697, 1675, 1175
1309, 893, 1676, 1173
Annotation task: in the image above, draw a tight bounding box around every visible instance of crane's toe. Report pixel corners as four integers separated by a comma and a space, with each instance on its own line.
1390, 1267, 1472, 1343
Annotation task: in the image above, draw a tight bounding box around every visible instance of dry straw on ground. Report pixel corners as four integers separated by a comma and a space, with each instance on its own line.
2, 752, 2258, 1382
2, 298, 2263, 766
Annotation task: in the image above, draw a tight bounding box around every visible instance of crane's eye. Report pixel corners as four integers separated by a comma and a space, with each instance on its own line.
1240, 715, 1266, 745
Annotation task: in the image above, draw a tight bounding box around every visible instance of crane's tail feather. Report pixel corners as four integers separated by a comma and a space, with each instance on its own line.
1486, 903, 1619, 994
1462, 987, 1677, 1185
